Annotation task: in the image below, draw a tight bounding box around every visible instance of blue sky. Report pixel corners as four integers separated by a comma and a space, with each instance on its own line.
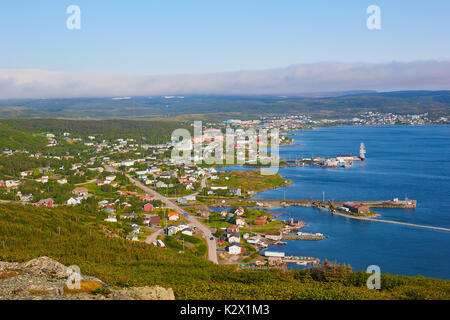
1, 0, 449, 74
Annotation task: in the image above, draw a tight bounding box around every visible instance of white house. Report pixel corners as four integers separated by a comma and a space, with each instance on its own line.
228, 243, 242, 255
121, 160, 135, 167
228, 233, 240, 244
211, 185, 228, 190
67, 196, 83, 205
247, 237, 260, 244
5, 180, 20, 188
181, 228, 193, 236
104, 214, 117, 223
236, 217, 246, 227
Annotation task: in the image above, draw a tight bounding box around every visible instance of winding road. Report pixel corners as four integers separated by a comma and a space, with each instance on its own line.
105, 165, 218, 264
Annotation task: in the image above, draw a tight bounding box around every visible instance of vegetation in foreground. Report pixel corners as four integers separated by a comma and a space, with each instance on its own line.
0, 204, 449, 300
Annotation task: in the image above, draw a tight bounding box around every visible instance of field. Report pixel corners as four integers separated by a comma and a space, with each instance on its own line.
212, 170, 290, 194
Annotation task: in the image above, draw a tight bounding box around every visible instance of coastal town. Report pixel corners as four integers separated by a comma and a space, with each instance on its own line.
0, 117, 421, 269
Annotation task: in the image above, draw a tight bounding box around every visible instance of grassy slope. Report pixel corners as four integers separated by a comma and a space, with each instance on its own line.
0, 204, 449, 300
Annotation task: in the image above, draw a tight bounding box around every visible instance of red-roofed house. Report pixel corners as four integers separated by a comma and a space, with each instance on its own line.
143, 203, 154, 212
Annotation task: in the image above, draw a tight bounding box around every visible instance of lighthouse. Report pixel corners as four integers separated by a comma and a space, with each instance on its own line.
360, 142, 366, 161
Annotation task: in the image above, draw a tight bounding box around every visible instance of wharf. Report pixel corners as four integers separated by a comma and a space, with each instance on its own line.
282, 233, 327, 241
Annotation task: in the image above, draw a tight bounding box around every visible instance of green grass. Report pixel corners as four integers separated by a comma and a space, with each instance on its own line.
212, 170, 289, 194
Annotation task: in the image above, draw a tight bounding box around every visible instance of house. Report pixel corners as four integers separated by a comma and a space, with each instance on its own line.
104, 213, 117, 223
246, 237, 260, 244
57, 178, 68, 185
228, 243, 242, 255
265, 232, 282, 241
20, 170, 33, 178
143, 203, 154, 212
234, 207, 245, 216
97, 179, 109, 186
118, 190, 138, 196
20, 193, 33, 202
199, 210, 210, 218
165, 225, 178, 236
104, 205, 116, 213
227, 233, 240, 244
181, 228, 193, 236
34, 198, 54, 208
36, 176, 49, 184
183, 194, 196, 201
227, 225, 239, 233
139, 195, 152, 201
229, 188, 242, 196
236, 217, 246, 227
168, 211, 180, 221
5, 180, 20, 188
121, 160, 135, 167
220, 210, 228, 217
210, 185, 228, 191
155, 181, 168, 189
149, 215, 161, 226
122, 212, 138, 220
344, 202, 370, 214
67, 196, 83, 205
143, 214, 160, 226
253, 216, 267, 225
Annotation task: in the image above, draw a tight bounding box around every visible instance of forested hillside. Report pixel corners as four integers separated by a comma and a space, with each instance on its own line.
0, 91, 449, 119
0, 119, 189, 145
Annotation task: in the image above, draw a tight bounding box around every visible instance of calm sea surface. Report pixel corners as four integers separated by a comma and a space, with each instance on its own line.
217, 125, 450, 279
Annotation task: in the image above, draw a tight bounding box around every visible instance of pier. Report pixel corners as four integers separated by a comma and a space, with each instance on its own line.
282, 232, 327, 241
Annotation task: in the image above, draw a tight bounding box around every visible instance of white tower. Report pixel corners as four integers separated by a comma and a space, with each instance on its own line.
360, 142, 366, 161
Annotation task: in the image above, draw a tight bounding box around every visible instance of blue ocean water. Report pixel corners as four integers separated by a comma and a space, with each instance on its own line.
218, 125, 450, 279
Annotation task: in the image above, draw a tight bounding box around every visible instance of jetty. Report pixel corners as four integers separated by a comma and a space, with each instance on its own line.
282, 232, 327, 241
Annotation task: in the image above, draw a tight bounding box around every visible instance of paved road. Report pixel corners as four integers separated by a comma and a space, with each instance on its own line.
105, 165, 219, 263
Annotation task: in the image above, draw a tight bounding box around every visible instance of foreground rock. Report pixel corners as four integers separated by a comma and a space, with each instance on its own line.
0, 257, 175, 300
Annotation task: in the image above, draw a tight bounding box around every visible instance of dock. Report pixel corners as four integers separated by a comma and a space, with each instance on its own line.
282, 256, 320, 265
282, 232, 327, 241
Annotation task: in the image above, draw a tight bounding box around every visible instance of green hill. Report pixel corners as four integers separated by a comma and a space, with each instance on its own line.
0, 91, 449, 119
0, 123, 47, 151
0, 204, 449, 300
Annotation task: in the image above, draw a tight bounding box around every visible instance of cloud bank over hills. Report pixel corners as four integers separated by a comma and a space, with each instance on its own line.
0, 60, 449, 99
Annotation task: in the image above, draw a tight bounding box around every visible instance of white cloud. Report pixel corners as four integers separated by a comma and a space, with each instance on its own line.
0, 60, 449, 99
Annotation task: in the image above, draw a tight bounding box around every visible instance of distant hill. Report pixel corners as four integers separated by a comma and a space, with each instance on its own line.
0, 91, 449, 119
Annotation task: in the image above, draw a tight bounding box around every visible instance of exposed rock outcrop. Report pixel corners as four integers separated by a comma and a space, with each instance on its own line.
0, 257, 175, 300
